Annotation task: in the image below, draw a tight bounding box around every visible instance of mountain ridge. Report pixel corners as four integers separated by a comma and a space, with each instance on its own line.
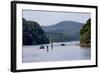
42, 21, 84, 42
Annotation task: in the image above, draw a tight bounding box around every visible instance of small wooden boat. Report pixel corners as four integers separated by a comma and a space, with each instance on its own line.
40, 45, 45, 49
61, 43, 65, 46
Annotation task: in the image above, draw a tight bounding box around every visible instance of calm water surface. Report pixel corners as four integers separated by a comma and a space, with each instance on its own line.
22, 41, 91, 63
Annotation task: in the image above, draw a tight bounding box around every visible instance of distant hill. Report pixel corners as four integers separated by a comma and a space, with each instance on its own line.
23, 18, 49, 45
42, 21, 84, 42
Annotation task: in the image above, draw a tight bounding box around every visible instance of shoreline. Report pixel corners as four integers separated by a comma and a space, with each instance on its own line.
80, 43, 91, 47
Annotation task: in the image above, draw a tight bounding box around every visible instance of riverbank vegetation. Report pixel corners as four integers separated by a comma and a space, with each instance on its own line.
23, 18, 49, 45
80, 19, 91, 47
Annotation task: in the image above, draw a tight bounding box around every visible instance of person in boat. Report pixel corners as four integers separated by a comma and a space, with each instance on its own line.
40, 45, 45, 49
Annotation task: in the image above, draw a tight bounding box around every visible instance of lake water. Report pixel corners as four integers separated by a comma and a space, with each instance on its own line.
22, 41, 91, 63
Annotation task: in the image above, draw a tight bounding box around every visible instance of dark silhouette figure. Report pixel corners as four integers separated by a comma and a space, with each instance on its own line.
46, 45, 49, 52
40, 45, 45, 49
51, 39, 53, 50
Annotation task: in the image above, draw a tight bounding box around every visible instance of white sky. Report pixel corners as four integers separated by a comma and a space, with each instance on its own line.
23, 10, 91, 26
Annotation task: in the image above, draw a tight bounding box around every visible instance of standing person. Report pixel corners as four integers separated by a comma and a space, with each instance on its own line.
51, 38, 53, 50
46, 45, 49, 52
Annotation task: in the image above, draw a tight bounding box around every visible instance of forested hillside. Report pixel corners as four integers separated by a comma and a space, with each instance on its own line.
23, 18, 49, 45
42, 21, 83, 42
80, 19, 91, 47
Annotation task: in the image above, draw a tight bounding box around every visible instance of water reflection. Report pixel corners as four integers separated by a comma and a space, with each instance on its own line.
22, 41, 91, 63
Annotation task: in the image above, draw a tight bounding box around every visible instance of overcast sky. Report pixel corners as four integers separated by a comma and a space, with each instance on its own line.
23, 10, 91, 26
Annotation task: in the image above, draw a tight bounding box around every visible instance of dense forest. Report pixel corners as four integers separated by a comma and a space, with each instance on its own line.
80, 19, 91, 47
23, 18, 49, 45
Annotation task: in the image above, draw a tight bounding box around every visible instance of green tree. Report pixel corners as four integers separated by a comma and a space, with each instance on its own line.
80, 19, 91, 47
23, 18, 49, 45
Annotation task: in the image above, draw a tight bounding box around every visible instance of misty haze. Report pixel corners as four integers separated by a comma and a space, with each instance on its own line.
22, 10, 91, 63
